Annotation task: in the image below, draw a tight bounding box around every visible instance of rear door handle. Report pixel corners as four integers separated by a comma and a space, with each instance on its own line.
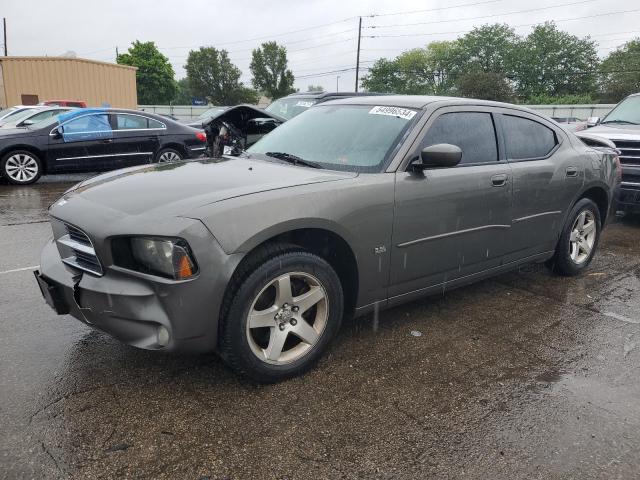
491, 173, 508, 187
102, 138, 113, 144
566, 166, 578, 177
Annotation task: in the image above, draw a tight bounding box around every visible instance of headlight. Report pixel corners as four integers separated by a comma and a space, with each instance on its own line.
113, 237, 198, 280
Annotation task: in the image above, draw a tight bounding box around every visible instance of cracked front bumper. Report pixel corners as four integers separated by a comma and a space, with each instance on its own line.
36, 228, 237, 354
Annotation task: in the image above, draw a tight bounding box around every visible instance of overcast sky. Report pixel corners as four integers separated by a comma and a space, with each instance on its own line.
2, 0, 639, 93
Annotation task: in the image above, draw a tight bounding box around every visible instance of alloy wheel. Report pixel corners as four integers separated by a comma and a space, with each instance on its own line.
246, 271, 329, 365
569, 210, 596, 264
158, 151, 181, 163
5, 153, 39, 183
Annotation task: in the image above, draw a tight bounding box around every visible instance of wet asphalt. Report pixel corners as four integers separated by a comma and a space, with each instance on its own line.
1, 175, 639, 480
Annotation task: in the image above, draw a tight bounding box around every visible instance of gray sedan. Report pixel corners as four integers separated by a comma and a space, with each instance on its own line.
35, 96, 621, 382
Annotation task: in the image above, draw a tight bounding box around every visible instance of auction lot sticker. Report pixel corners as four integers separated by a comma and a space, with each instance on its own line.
295, 101, 315, 108
369, 106, 417, 120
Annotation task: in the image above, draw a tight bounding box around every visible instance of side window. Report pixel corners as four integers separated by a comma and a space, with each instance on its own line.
116, 114, 148, 130
501, 115, 557, 160
147, 118, 165, 129
63, 113, 111, 135
421, 112, 498, 165
31, 110, 60, 122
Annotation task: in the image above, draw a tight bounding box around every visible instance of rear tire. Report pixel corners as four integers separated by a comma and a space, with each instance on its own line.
1, 150, 42, 185
219, 245, 344, 383
156, 148, 183, 163
547, 198, 601, 276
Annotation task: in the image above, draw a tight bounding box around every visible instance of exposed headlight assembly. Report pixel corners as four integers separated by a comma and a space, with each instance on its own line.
113, 237, 198, 280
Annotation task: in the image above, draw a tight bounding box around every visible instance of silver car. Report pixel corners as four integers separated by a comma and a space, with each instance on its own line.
35, 96, 621, 382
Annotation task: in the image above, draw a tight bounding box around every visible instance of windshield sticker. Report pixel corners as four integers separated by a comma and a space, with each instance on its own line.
369, 106, 417, 120
295, 101, 315, 108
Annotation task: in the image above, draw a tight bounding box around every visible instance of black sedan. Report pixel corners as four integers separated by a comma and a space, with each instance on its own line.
0, 108, 207, 185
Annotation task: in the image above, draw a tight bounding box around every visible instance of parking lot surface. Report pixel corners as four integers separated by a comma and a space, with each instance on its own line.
1, 176, 639, 479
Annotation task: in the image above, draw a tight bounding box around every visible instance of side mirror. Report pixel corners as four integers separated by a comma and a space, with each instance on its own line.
411, 144, 462, 171
20, 119, 34, 126
587, 116, 600, 127
51, 125, 63, 137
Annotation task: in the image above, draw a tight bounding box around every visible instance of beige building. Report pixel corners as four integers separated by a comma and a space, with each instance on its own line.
0, 56, 137, 109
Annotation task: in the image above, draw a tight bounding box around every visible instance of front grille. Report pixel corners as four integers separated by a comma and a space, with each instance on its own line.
65, 223, 92, 246
612, 139, 640, 167
56, 223, 103, 276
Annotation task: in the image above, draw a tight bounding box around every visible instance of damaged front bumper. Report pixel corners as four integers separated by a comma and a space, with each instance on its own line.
35, 230, 234, 354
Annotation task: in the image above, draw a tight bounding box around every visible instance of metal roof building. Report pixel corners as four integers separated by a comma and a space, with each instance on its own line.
0, 56, 137, 109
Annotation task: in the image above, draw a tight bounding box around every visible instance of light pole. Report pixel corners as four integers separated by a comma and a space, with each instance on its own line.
336, 75, 340, 92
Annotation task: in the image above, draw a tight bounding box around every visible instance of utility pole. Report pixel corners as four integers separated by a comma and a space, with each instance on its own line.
115, 46, 119, 60
354, 16, 362, 92
336, 75, 340, 92
3, 18, 7, 56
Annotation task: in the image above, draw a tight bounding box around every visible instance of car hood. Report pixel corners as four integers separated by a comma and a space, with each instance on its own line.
189, 104, 286, 129
584, 124, 640, 140
57, 157, 356, 218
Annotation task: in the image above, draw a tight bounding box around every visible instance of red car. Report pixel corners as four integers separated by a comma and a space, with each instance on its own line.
39, 99, 87, 108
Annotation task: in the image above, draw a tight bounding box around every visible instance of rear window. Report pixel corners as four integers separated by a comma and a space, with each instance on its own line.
502, 115, 557, 160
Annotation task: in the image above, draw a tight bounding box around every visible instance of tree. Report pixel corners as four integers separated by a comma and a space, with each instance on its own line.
173, 78, 193, 104
185, 47, 259, 105
362, 42, 457, 94
515, 22, 599, 99
250, 41, 296, 99
599, 39, 640, 103
307, 85, 324, 92
117, 41, 177, 104
452, 24, 519, 77
457, 71, 513, 101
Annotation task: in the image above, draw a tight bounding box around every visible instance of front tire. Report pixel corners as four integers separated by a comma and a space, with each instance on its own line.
548, 198, 601, 276
220, 247, 344, 383
1, 150, 42, 185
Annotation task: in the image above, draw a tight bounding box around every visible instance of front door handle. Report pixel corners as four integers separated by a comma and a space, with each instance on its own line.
491, 173, 508, 187
102, 138, 113, 144
566, 166, 578, 177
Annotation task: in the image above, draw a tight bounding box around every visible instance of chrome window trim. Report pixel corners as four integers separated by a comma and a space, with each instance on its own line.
49, 112, 167, 136
114, 112, 167, 131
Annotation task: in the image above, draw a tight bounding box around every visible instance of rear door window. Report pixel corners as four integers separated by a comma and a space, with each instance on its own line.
115, 114, 149, 130
501, 115, 557, 160
421, 112, 498, 165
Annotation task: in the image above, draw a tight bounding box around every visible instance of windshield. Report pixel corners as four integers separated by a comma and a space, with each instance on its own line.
0, 107, 34, 122
0, 107, 17, 119
602, 95, 640, 125
265, 97, 319, 120
197, 107, 227, 120
0, 108, 39, 125
247, 104, 418, 172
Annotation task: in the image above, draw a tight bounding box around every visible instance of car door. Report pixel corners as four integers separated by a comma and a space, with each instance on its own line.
389, 108, 513, 300
109, 113, 162, 168
47, 112, 114, 172
495, 111, 583, 262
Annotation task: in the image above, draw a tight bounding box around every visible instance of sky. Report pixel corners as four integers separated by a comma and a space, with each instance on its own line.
2, 0, 640, 93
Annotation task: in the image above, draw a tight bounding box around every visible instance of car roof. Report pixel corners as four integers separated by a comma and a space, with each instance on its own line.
318, 95, 532, 111
280, 91, 385, 100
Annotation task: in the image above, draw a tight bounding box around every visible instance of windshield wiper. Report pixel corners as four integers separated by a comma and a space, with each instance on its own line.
601, 119, 640, 125
265, 151, 323, 169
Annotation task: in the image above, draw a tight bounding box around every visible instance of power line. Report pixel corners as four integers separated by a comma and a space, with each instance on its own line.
366, 0, 600, 29
368, 0, 504, 18
366, 9, 640, 38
